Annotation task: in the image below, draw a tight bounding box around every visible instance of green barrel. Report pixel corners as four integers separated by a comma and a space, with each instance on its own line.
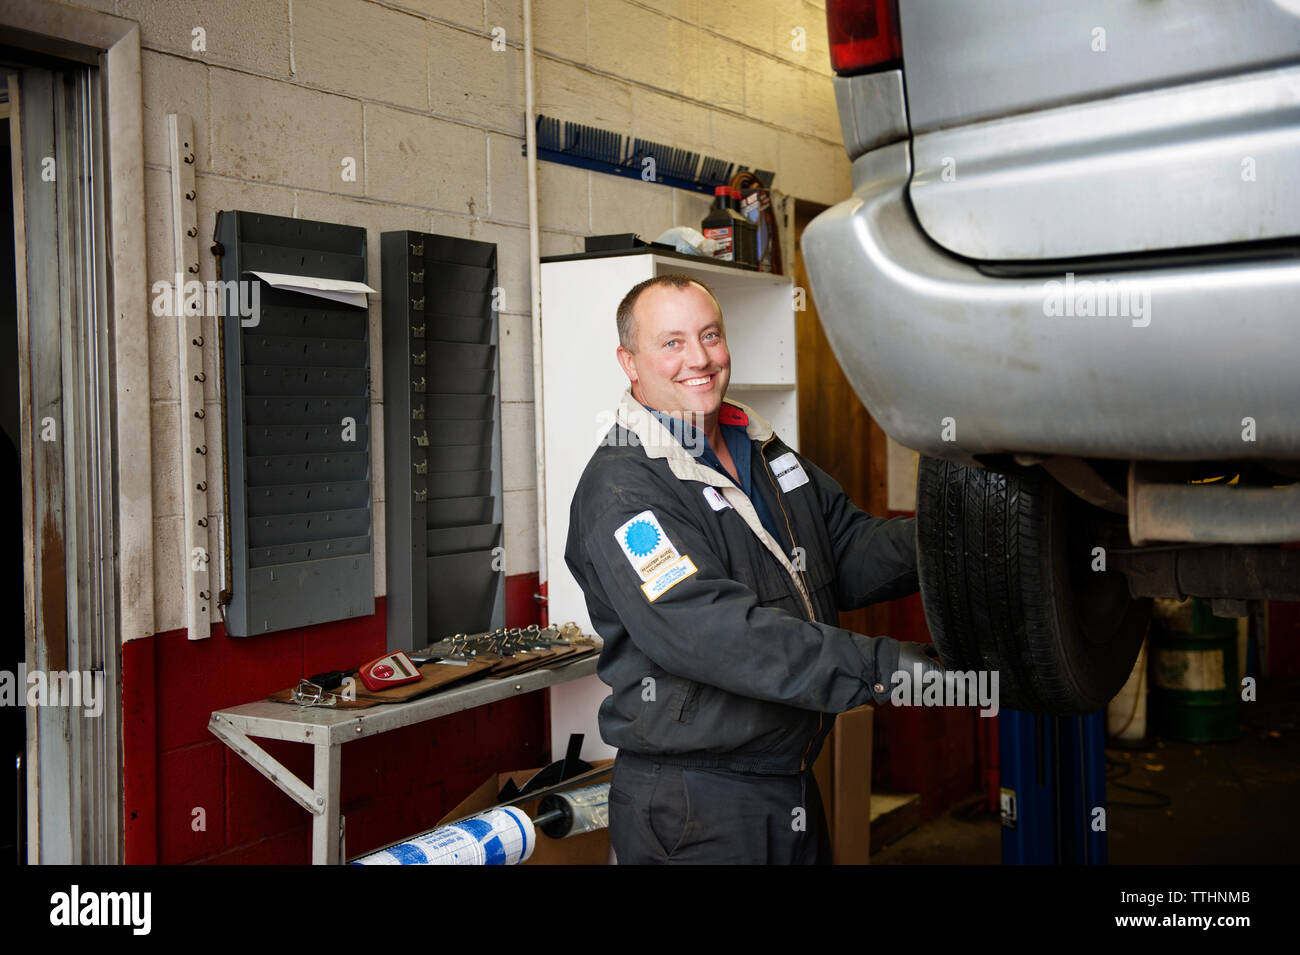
1148, 599, 1239, 742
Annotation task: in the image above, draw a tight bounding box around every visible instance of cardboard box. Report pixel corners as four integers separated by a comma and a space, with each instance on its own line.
438, 759, 614, 865
812, 704, 874, 864
435, 705, 873, 866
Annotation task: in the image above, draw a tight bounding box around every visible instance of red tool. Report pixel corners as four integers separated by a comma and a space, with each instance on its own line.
357, 650, 423, 692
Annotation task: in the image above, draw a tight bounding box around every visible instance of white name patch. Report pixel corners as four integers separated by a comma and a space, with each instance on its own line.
703, 487, 732, 511
615, 510, 681, 582
770, 452, 810, 493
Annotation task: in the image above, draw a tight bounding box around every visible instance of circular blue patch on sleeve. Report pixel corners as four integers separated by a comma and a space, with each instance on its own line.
623, 519, 661, 557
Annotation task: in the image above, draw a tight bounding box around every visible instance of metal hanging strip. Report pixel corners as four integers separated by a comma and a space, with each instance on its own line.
168, 113, 212, 640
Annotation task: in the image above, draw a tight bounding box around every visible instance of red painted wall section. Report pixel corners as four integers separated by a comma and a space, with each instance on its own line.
121, 630, 158, 864
122, 573, 547, 864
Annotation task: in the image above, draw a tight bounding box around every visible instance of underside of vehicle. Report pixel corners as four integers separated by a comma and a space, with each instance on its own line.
916, 455, 1299, 714
805, 0, 1300, 713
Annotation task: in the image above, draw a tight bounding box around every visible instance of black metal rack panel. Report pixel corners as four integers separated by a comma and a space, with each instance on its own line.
215, 210, 374, 636
382, 231, 505, 651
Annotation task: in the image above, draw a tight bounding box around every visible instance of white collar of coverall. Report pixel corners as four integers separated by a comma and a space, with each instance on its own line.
612, 386, 814, 616
614, 385, 776, 479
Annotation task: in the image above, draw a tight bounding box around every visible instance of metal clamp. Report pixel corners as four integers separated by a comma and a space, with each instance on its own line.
418, 624, 567, 665
290, 679, 340, 708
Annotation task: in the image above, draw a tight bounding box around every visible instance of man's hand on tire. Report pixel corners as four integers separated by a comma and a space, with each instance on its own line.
898, 640, 944, 677
870, 636, 945, 703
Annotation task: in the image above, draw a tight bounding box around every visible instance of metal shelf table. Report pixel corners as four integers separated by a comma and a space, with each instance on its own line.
208, 655, 600, 864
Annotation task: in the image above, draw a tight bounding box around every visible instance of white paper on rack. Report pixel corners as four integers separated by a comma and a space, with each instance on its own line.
248, 270, 377, 309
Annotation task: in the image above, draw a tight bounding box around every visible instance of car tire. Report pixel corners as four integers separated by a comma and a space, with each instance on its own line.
915, 455, 1150, 714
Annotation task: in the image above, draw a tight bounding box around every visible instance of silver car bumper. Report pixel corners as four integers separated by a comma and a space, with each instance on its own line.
801, 141, 1300, 464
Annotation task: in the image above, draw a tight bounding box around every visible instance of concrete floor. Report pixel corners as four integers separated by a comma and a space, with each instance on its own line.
873, 683, 1300, 865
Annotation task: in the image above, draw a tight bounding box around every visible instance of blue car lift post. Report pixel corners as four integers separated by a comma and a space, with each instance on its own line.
999, 711, 1108, 864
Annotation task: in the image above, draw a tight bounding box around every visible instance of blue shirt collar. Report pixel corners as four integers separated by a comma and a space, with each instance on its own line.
639, 401, 751, 491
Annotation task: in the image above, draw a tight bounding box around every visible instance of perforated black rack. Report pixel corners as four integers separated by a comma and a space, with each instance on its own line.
381, 231, 505, 652
214, 210, 375, 636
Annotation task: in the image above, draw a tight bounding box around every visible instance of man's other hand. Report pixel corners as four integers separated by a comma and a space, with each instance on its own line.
898, 640, 944, 677
869, 636, 944, 703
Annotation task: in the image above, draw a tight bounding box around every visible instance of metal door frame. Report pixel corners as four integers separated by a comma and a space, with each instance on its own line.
3, 0, 153, 864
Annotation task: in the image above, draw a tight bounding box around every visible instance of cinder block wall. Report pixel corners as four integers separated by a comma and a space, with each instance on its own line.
123, 0, 847, 623
63, 0, 849, 861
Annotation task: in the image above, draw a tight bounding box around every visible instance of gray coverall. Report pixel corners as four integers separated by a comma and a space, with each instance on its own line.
564, 387, 920, 863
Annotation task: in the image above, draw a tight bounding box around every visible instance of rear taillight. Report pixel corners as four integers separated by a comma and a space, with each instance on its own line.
826, 0, 902, 75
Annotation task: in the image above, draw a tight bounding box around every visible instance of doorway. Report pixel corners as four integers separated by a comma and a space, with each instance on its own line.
1, 72, 26, 865
1, 0, 155, 858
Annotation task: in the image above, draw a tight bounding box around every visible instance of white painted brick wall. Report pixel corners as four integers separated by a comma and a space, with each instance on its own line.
530, 0, 587, 62
293, 0, 429, 109
117, 0, 292, 75
364, 102, 488, 213
629, 86, 714, 157
535, 57, 634, 134
487, 131, 530, 223
486, 0, 525, 45
141, 51, 208, 169
402, 0, 485, 30
502, 488, 539, 576
498, 313, 534, 403
687, 27, 744, 112
209, 69, 365, 190
536, 160, 589, 234
589, 2, 689, 94
589, 173, 674, 239
769, 0, 834, 75
60, 0, 851, 634
429, 25, 526, 134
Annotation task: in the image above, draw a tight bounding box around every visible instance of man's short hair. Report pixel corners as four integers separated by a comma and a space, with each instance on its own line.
616, 274, 723, 353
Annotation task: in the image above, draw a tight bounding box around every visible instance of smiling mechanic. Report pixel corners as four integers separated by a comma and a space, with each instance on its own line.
564, 273, 944, 865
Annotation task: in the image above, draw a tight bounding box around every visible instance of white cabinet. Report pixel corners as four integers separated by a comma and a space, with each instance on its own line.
539, 250, 798, 761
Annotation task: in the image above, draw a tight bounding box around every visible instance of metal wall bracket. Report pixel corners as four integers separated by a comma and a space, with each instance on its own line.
169, 114, 212, 640
208, 712, 344, 864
